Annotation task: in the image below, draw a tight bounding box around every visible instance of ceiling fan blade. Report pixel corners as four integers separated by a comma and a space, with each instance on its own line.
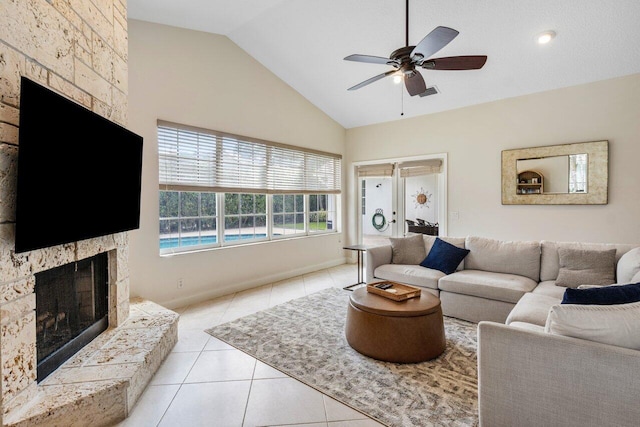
410, 26, 459, 60
344, 54, 396, 66
348, 70, 397, 91
404, 70, 427, 96
422, 55, 488, 70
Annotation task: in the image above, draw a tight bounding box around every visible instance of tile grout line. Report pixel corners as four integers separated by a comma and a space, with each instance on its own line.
321, 394, 330, 424
217, 290, 239, 322
240, 357, 259, 426
150, 265, 359, 427
154, 383, 183, 427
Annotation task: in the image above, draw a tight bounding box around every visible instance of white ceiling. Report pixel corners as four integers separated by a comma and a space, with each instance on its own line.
128, 0, 640, 129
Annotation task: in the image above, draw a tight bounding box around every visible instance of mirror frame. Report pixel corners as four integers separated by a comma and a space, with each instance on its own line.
502, 140, 608, 205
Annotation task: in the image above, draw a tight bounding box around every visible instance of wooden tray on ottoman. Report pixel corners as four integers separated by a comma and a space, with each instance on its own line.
366, 281, 422, 301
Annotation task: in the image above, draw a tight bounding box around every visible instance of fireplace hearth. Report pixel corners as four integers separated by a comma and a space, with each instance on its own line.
1, 236, 178, 426
35, 253, 109, 381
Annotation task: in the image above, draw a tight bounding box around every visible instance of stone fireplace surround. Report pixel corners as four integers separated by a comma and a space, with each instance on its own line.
0, 0, 180, 424
0, 234, 178, 426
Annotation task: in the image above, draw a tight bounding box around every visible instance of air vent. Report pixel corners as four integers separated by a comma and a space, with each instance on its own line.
419, 86, 439, 97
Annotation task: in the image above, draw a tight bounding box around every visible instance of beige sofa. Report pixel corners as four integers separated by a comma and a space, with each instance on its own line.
367, 234, 640, 427
366, 235, 639, 323
477, 321, 640, 427
479, 242, 640, 427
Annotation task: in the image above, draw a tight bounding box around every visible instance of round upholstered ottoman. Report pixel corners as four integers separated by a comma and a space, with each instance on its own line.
345, 287, 445, 363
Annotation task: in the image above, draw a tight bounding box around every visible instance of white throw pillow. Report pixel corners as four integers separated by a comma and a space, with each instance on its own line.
545, 302, 640, 350
617, 247, 640, 284
580, 269, 640, 289
465, 236, 541, 282
577, 283, 622, 290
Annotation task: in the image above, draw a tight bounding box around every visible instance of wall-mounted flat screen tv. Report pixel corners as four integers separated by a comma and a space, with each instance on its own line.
15, 77, 143, 253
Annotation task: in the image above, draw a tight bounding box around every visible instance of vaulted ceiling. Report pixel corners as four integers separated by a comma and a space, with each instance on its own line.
128, 0, 640, 129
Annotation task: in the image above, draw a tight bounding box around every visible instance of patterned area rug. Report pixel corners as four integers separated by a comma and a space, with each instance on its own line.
205, 287, 478, 427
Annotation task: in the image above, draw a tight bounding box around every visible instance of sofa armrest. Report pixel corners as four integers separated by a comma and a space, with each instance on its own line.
365, 245, 392, 283
478, 321, 640, 427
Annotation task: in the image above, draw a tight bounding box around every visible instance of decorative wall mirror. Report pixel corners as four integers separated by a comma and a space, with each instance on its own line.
502, 140, 608, 205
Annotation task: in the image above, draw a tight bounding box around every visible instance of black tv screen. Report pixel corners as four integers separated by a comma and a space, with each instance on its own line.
15, 77, 143, 253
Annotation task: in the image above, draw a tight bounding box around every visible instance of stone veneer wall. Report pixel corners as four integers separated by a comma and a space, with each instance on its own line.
0, 0, 131, 422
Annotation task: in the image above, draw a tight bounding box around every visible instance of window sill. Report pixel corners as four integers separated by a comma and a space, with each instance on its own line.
159, 231, 342, 257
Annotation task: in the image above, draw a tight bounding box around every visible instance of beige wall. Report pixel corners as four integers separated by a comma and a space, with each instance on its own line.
128, 19, 640, 308
127, 21, 346, 308
346, 73, 640, 245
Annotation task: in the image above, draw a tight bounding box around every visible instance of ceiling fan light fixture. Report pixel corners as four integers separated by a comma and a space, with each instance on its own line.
343, 0, 487, 96
537, 30, 556, 45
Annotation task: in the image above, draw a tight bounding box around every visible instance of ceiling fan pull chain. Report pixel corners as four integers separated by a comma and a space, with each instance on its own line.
343, 0, 487, 97
405, 0, 409, 47
401, 84, 404, 116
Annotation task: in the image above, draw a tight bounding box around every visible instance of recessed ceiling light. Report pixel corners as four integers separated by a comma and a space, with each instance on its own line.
537, 31, 556, 45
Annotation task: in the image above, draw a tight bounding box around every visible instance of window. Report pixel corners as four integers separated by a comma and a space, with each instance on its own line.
272, 194, 305, 237
160, 191, 217, 249
569, 153, 588, 193
308, 194, 336, 232
158, 121, 341, 253
223, 193, 266, 243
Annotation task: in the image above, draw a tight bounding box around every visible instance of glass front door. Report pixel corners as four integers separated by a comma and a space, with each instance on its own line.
403, 174, 439, 236
361, 176, 397, 247
357, 156, 445, 247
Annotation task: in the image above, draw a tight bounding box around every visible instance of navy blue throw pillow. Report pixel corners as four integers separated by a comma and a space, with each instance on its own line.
420, 238, 470, 275
561, 283, 640, 305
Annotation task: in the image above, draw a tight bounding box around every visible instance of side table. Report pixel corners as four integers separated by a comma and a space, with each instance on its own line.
342, 245, 372, 291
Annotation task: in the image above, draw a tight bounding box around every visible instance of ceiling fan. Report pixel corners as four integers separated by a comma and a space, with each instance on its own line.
344, 0, 487, 97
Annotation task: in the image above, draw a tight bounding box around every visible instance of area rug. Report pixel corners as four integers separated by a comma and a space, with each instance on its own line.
205, 287, 478, 427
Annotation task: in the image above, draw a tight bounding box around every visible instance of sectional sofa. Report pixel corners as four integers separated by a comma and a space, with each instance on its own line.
366, 234, 640, 427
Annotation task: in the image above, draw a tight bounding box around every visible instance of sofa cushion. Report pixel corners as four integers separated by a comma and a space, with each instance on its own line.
420, 238, 470, 275
373, 264, 444, 290
507, 321, 546, 333
561, 282, 640, 305
506, 293, 560, 327
389, 234, 426, 265
438, 270, 538, 304
555, 247, 616, 288
545, 301, 640, 350
531, 280, 567, 299
617, 247, 640, 284
422, 235, 467, 271
465, 236, 541, 282
539, 240, 639, 282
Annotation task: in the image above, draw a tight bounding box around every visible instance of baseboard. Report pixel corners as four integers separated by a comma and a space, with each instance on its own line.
159, 257, 349, 310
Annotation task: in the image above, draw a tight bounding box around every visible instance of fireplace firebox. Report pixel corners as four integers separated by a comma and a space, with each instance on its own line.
35, 253, 109, 381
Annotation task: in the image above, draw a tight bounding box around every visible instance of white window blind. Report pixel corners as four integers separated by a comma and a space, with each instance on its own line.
158, 121, 342, 194
398, 159, 442, 177
356, 163, 395, 177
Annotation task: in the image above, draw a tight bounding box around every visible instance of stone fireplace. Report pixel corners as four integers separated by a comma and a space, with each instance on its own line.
0, 235, 178, 427
35, 253, 109, 382
0, 1, 178, 425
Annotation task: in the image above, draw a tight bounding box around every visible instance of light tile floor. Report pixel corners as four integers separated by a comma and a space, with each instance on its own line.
115, 263, 383, 427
